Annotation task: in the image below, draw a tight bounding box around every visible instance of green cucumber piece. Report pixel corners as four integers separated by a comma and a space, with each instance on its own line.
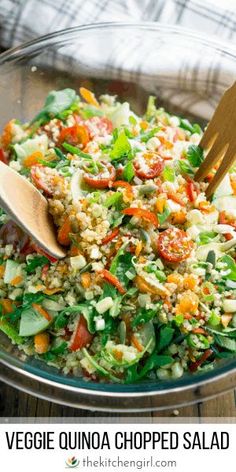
19, 307, 54, 337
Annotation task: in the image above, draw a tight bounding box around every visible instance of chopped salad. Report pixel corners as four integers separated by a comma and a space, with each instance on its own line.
0, 87, 236, 383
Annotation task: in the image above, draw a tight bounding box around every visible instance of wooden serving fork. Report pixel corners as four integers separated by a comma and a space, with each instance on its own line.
194, 81, 236, 198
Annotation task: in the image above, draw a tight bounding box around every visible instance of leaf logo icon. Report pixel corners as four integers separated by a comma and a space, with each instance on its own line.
65, 457, 79, 468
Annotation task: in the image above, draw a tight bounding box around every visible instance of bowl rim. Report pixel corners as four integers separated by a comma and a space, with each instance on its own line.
0, 21, 236, 408
0, 21, 236, 64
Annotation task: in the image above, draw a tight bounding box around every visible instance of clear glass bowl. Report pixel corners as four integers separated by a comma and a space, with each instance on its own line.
0, 23, 236, 411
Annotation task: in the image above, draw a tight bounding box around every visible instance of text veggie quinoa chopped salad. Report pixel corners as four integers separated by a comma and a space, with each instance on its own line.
1, 87, 236, 383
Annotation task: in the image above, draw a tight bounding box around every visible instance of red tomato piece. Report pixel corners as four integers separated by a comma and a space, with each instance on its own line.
157, 227, 193, 262
0, 148, 8, 164
134, 154, 164, 179
102, 228, 119, 245
85, 117, 113, 137
30, 166, 54, 196
59, 124, 89, 147
83, 162, 116, 189
122, 207, 159, 227
189, 349, 213, 373
219, 211, 236, 229
186, 179, 199, 202
69, 315, 93, 351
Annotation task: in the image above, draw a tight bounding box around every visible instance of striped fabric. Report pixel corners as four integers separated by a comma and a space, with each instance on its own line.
0, 0, 235, 120
0, 0, 236, 48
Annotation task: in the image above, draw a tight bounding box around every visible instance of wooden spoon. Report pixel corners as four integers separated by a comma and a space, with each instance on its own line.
0, 162, 66, 259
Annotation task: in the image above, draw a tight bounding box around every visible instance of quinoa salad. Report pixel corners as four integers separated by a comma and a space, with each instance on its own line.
0, 87, 236, 384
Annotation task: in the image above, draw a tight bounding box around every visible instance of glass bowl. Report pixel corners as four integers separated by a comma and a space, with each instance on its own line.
0, 23, 236, 412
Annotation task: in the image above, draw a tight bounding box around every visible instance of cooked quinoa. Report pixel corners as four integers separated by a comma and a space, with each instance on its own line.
0, 87, 236, 383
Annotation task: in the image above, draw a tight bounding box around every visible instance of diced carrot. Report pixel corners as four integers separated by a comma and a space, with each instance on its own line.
198, 201, 215, 213
176, 291, 199, 315
184, 313, 193, 320
192, 327, 207, 335
135, 241, 143, 257
0, 264, 5, 278
32, 303, 52, 321
230, 176, 236, 195
69, 245, 81, 256
131, 334, 143, 352
34, 332, 50, 354
57, 217, 72, 246
0, 299, 13, 314
79, 87, 99, 107
10, 275, 23, 286
81, 272, 91, 289
140, 120, 149, 130
1, 120, 14, 149
113, 349, 123, 361
183, 274, 198, 291
155, 196, 167, 214
167, 273, 183, 287
23, 151, 43, 168
172, 211, 186, 224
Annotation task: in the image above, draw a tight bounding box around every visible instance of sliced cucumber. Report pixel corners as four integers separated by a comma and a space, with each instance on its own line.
4, 260, 22, 284
19, 307, 55, 337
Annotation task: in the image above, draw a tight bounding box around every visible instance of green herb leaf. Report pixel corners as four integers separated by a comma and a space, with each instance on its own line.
145, 96, 157, 120
104, 192, 123, 209
162, 165, 175, 182
110, 131, 132, 161
122, 161, 135, 182
158, 207, 170, 225
187, 144, 204, 167
31, 89, 77, 124
54, 147, 67, 160
198, 231, 218, 245
178, 159, 194, 176
140, 127, 160, 143
158, 325, 175, 352
25, 255, 48, 274
180, 119, 202, 135
132, 308, 157, 328
220, 255, 236, 281
62, 142, 92, 159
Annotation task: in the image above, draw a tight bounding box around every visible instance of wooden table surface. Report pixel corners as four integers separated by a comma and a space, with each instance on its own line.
0, 382, 235, 418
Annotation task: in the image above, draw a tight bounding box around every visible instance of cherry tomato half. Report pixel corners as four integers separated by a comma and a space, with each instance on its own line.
157, 227, 193, 263
59, 124, 89, 147
70, 315, 93, 351
83, 162, 116, 189
31, 166, 55, 196
134, 153, 164, 180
